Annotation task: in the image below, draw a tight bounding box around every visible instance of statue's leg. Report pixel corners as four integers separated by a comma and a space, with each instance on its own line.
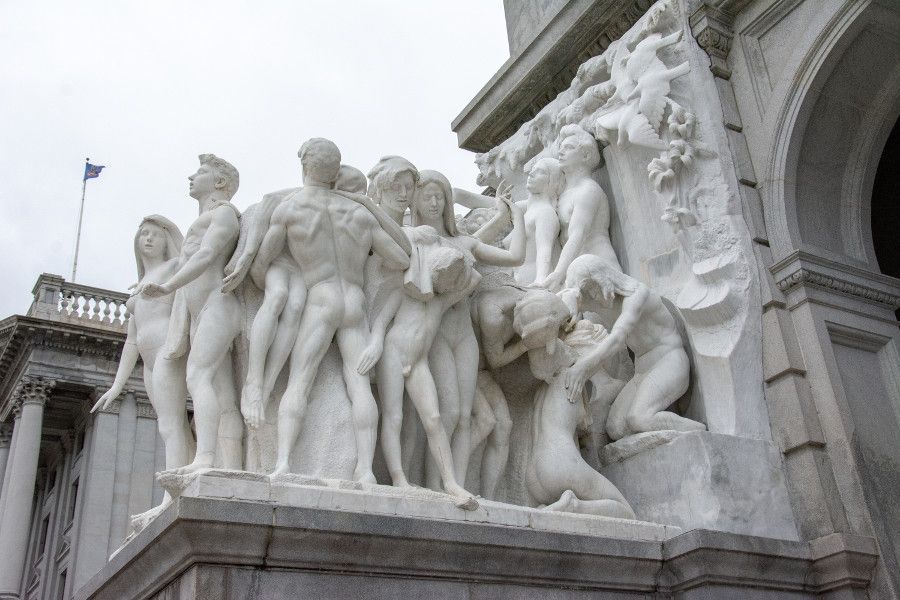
426, 337, 460, 490
242, 265, 289, 425
478, 371, 511, 500
260, 270, 307, 411
405, 361, 477, 509
151, 355, 193, 470
450, 330, 481, 484
272, 302, 339, 476
606, 377, 638, 441
180, 305, 240, 474
626, 349, 704, 434
470, 380, 496, 452
336, 322, 379, 484
376, 343, 410, 487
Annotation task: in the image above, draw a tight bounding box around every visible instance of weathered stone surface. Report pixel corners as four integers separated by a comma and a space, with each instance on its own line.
601, 431, 798, 540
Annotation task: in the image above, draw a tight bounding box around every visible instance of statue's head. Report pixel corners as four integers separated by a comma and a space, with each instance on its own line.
190, 154, 239, 201
513, 289, 570, 353
367, 155, 418, 215
413, 169, 458, 236
526, 156, 565, 199
565, 254, 635, 308
556, 124, 601, 172
134, 215, 183, 280
335, 164, 367, 194
299, 138, 342, 186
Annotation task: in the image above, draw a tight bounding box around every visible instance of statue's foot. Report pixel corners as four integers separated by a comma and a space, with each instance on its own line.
270, 462, 291, 477
445, 483, 479, 511
170, 456, 214, 476
354, 468, 377, 485
543, 489, 578, 513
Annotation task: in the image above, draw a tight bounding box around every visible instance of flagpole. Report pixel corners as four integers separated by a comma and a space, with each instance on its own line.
71, 158, 89, 282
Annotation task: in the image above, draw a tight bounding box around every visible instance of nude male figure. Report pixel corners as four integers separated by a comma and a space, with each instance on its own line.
559, 254, 706, 439
137, 154, 243, 473
254, 138, 410, 481
222, 164, 369, 429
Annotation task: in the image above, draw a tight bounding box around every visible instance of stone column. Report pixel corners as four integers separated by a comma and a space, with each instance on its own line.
0, 423, 12, 498
0, 377, 53, 600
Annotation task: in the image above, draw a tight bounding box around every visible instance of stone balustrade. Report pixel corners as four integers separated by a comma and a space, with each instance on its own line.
27, 273, 129, 331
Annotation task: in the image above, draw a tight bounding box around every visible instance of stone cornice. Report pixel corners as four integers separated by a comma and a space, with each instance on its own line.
771, 251, 900, 309
0, 315, 127, 420
690, 4, 735, 78
452, 0, 654, 152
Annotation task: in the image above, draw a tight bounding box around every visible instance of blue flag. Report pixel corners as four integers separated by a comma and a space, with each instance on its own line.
84, 163, 105, 181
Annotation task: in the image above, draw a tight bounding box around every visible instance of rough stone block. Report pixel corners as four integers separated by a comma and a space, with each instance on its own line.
601, 431, 798, 540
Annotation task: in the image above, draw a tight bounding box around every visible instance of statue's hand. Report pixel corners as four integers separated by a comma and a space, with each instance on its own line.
222, 253, 251, 293
538, 270, 566, 292
564, 358, 591, 403
357, 339, 383, 375
138, 282, 172, 298
90, 388, 120, 414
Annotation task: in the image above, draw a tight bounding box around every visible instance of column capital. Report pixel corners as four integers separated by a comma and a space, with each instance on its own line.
690, 4, 735, 79
13, 376, 56, 411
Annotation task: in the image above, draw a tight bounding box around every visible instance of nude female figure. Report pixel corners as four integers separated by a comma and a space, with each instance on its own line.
359, 227, 481, 508
411, 170, 526, 488
537, 124, 621, 291
515, 157, 564, 286
512, 290, 635, 518
559, 254, 706, 440
92, 216, 194, 477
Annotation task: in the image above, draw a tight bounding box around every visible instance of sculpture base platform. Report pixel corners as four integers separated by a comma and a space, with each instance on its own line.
601, 431, 799, 540
74, 472, 878, 600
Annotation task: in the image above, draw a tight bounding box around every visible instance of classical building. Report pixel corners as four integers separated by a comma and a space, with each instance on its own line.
0, 275, 166, 600
1, 1, 898, 599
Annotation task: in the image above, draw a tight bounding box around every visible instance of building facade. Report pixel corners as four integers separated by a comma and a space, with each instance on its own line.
0, 275, 165, 600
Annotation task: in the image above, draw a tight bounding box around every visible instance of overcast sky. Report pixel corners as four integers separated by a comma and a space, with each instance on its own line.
0, 1, 509, 317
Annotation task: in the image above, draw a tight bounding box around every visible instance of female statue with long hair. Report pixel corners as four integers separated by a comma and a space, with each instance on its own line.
92, 215, 195, 475
413, 170, 526, 487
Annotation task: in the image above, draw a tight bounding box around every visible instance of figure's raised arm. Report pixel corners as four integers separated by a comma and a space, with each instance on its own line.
471, 195, 526, 267
142, 206, 239, 297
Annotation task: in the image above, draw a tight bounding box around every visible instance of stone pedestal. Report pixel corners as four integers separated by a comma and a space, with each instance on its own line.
600, 431, 798, 540
73, 471, 877, 600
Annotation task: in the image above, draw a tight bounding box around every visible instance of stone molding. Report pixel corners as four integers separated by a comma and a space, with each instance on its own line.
772, 251, 900, 309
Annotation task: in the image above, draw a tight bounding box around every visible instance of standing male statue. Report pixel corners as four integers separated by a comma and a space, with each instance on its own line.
254, 138, 411, 482
137, 154, 244, 473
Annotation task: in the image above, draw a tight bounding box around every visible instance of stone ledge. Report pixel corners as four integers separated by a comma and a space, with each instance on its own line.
74, 495, 878, 600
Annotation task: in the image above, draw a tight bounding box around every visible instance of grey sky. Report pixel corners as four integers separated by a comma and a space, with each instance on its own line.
0, 1, 508, 317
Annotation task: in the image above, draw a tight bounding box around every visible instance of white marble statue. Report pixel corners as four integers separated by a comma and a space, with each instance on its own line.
512, 290, 635, 518
360, 227, 481, 508
537, 125, 621, 291
92, 216, 195, 477
222, 163, 369, 430
469, 271, 531, 499
409, 170, 526, 489
253, 138, 410, 481
559, 255, 705, 440
135, 154, 244, 474
515, 157, 564, 286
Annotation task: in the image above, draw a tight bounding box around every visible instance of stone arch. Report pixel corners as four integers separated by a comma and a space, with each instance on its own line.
767, 1, 900, 269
